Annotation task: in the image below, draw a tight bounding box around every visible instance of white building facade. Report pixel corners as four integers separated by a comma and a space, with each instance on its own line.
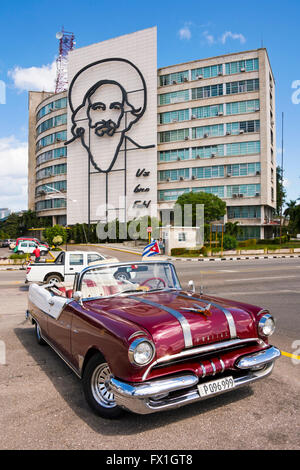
28, 28, 276, 240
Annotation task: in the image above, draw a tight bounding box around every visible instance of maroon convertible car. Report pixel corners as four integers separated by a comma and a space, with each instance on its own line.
26, 261, 280, 419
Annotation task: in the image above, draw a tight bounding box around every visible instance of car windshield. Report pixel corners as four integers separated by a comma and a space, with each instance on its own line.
79, 262, 181, 299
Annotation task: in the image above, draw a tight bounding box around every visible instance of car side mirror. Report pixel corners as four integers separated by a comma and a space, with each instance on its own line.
73, 291, 83, 305
188, 280, 195, 293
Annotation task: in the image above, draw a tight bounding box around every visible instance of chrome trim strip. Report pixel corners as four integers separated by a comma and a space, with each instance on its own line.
236, 346, 281, 369
110, 374, 198, 400
128, 331, 148, 341
111, 363, 276, 414
178, 294, 237, 339
210, 360, 216, 376
142, 337, 261, 380
130, 296, 193, 349
219, 358, 225, 373
200, 363, 206, 378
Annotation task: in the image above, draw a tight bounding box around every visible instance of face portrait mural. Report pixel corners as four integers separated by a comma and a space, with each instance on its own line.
65, 58, 155, 174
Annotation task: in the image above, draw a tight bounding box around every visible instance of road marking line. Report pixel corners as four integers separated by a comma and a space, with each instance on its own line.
281, 351, 300, 361
225, 275, 298, 282
210, 290, 300, 296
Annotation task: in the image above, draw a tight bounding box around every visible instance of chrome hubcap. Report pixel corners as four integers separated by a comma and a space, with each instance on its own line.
91, 363, 116, 408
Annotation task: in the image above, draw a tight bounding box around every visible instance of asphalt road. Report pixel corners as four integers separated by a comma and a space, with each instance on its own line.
0, 248, 299, 450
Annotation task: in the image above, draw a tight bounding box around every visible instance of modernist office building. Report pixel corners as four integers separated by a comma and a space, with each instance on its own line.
28, 27, 276, 239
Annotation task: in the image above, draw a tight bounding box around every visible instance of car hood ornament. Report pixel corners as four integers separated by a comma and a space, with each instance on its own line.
181, 303, 212, 318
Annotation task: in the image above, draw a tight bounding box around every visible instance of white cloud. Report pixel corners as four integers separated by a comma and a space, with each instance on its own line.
0, 136, 28, 211
8, 61, 56, 92
203, 31, 216, 45
221, 31, 246, 44
179, 24, 192, 40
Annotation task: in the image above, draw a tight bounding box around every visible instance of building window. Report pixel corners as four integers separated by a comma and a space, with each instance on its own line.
159, 109, 189, 124
36, 163, 67, 181
192, 165, 224, 179
226, 120, 260, 135
191, 104, 223, 119
158, 148, 190, 162
226, 162, 261, 177
226, 141, 260, 156
159, 128, 189, 143
238, 226, 261, 240
158, 188, 190, 201
36, 113, 67, 136
159, 90, 189, 105
192, 124, 224, 139
36, 97, 67, 121
159, 168, 190, 182
36, 180, 67, 196
159, 71, 189, 86
226, 99, 260, 115
36, 130, 67, 151
36, 147, 67, 166
227, 206, 261, 219
226, 79, 259, 95
178, 232, 186, 242
225, 58, 259, 75
35, 198, 66, 211
192, 186, 225, 198
191, 64, 223, 80
191, 144, 225, 159
191, 84, 223, 100
226, 184, 261, 198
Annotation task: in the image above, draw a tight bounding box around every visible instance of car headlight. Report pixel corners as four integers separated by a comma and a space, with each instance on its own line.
128, 338, 155, 366
258, 314, 275, 337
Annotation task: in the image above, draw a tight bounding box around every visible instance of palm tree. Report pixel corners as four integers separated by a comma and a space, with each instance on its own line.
284, 200, 298, 220
225, 221, 243, 238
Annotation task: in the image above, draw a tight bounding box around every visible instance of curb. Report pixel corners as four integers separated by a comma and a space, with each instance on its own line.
167, 254, 300, 262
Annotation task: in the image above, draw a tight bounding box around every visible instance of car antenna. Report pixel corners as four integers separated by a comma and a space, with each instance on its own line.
200, 271, 204, 296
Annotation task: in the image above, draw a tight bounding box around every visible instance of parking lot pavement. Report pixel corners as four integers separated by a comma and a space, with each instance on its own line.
0, 257, 299, 450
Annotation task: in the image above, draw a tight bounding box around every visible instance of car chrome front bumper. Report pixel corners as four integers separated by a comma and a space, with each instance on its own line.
109, 346, 281, 415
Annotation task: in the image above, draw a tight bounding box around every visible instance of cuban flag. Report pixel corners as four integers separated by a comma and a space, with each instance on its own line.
142, 240, 161, 258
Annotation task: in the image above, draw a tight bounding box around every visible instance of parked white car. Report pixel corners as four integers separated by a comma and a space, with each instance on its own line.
15, 240, 49, 256
25, 250, 119, 284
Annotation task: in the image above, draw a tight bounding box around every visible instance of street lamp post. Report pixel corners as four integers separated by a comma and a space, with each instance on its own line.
42, 185, 88, 244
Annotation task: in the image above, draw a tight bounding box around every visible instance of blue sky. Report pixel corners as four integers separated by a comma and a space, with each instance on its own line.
0, 0, 299, 211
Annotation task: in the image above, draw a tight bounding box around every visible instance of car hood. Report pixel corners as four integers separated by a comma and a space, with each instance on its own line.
84, 290, 259, 358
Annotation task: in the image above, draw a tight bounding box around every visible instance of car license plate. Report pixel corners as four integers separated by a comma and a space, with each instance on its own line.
198, 376, 235, 397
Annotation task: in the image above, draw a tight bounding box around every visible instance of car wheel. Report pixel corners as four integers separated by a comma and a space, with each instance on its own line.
35, 322, 46, 345
82, 353, 123, 419
45, 274, 62, 284
18, 251, 24, 255
114, 271, 130, 282
40, 251, 47, 256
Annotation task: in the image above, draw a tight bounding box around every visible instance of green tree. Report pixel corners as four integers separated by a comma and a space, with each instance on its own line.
284, 200, 298, 220
225, 221, 243, 238
176, 191, 226, 225
44, 225, 67, 246
276, 166, 286, 216
286, 201, 300, 234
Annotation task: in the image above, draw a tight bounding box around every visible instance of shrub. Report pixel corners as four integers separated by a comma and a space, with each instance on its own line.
44, 225, 67, 246
223, 235, 237, 250
170, 248, 187, 256
9, 253, 27, 259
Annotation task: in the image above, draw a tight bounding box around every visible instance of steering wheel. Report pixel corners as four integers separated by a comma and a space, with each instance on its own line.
140, 277, 166, 289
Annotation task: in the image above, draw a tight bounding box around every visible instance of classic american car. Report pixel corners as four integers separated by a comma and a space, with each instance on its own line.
26, 260, 281, 419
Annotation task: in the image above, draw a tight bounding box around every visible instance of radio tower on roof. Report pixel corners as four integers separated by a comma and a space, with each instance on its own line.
55, 27, 75, 93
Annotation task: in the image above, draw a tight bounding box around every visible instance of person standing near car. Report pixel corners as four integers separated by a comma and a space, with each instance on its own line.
33, 246, 41, 263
